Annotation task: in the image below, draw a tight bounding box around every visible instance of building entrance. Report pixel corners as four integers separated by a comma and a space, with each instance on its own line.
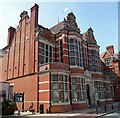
86, 84, 91, 105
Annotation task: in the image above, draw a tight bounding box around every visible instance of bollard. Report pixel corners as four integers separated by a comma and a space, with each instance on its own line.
111, 103, 113, 110
104, 105, 107, 112
18, 110, 20, 115
96, 105, 98, 114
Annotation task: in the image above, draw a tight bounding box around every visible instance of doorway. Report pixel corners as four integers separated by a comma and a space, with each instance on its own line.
86, 84, 91, 105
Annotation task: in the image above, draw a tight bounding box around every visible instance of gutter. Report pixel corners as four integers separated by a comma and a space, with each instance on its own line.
37, 26, 41, 112
67, 29, 72, 105
49, 72, 51, 113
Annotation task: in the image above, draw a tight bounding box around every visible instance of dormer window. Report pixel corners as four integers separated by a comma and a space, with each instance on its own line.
105, 57, 112, 66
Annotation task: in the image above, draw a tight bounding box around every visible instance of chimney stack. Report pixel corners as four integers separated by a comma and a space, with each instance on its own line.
106, 45, 114, 54
30, 3, 39, 27
7, 27, 16, 45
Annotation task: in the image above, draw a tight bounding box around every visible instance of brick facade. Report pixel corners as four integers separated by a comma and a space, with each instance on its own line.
100, 45, 120, 102
0, 3, 115, 113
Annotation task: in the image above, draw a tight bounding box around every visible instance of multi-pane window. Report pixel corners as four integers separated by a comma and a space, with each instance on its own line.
41, 42, 53, 64
96, 51, 101, 72
94, 81, 99, 100
9, 86, 13, 100
76, 40, 82, 67
52, 75, 59, 103
103, 82, 107, 99
49, 46, 53, 62
61, 75, 69, 103
105, 69, 114, 81
69, 39, 75, 65
72, 77, 78, 102
52, 74, 69, 103
105, 57, 112, 66
60, 40, 63, 63
78, 78, 85, 101
91, 50, 96, 72
106, 83, 112, 99
83, 47, 87, 68
111, 85, 114, 97
99, 82, 104, 99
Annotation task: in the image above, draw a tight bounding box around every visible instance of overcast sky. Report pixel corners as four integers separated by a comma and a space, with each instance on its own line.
0, 1, 118, 54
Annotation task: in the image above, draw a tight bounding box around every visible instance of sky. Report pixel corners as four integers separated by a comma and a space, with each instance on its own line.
0, 1, 118, 54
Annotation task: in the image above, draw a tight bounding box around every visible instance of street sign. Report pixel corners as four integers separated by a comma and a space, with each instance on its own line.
14, 93, 24, 102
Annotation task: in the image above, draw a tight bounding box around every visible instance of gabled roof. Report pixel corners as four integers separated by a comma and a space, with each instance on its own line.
50, 21, 65, 34
82, 28, 97, 45
100, 50, 119, 62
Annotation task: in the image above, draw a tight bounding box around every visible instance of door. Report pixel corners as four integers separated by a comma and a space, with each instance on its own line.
40, 104, 44, 114
86, 84, 91, 105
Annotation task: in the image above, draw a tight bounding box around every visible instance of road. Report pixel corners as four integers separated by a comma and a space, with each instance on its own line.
98, 110, 120, 118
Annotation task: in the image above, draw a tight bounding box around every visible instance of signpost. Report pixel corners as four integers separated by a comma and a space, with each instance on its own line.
14, 92, 24, 111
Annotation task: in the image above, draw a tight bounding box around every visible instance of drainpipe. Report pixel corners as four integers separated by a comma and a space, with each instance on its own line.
49, 72, 51, 113
37, 26, 40, 112
67, 28, 72, 105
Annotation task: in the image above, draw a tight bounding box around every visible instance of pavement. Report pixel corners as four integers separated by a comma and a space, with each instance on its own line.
2, 102, 120, 118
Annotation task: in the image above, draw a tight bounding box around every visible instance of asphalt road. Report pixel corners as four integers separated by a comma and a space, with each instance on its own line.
97, 110, 120, 118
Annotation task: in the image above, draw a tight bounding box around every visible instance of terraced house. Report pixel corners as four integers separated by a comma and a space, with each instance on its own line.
0, 4, 115, 113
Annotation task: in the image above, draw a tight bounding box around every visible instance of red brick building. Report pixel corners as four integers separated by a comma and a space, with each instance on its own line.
0, 4, 114, 113
100, 45, 120, 102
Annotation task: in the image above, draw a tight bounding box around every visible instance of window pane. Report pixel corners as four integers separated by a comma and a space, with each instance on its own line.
91, 50, 94, 56
70, 39, 74, 44
77, 58, 79, 66
50, 58, 52, 62
52, 91, 59, 103
72, 91, 78, 102
52, 75, 58, 81
92, 60, 95, 64
50, 52, 52, 57
50, 46, 52, 51
41, 56, 44, 64
72, 78, 77, 84
46, 44, 48, 50
65, 75, 68, 82
76, 46, 78, 51
9, 86, 13, 100
65, 83, 68, 90
52, 83, 59, 90
60, 75, 63, 81
70, 51, 75, 56
78, 41, 80, 46
61, 83, 64, 90
70, 45, 74, 50
61, 91, 64, 102
41, 43, 44, 48
41, 49, 44, 55
71, 57, 75, 65
80, 91, 82, 101
46, 57, 48, 63
72, 85, 77, 90
46, 51, 48, 56
60, 40, 62, 45
65, 92, 69, 102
